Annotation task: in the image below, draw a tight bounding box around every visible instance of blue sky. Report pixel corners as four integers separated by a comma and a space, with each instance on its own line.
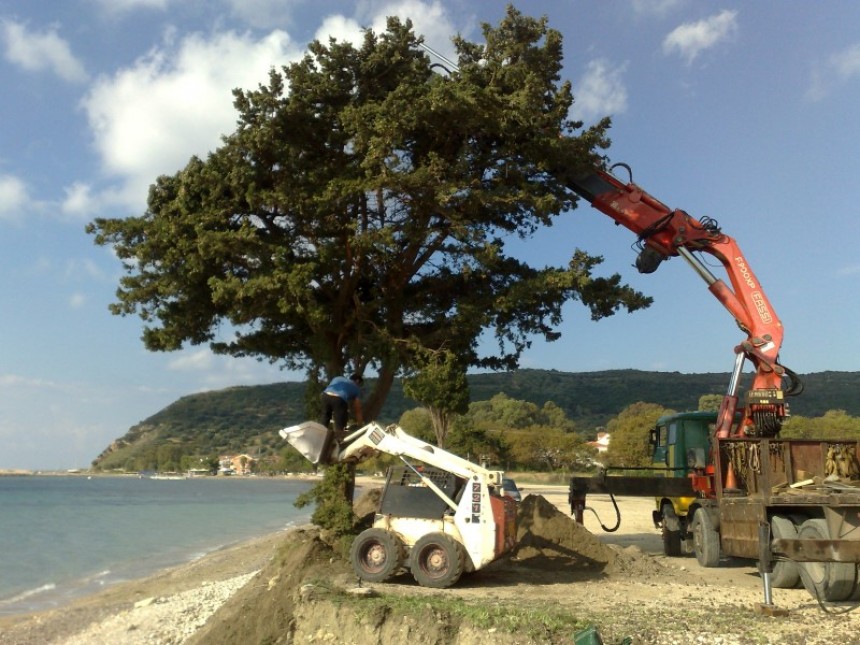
2, 1, 859, 470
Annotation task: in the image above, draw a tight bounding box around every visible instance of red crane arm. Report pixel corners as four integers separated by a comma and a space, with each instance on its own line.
566, 165, 795, 437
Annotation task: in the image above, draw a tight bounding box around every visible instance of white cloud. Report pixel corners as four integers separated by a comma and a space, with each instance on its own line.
837, 264, 860, 277
0, 174, 28, 220
69, 293, 87, 308
1, 19, 88, 83
662, 9, 738, 65
167, 349, 214, 372
831, 43, 860, 79
64, 257, 106, 282
314, 0, 458, 73
80, 29, 301, 211
0, 374, 62, 389
571, 59, 628, 123
806, 42, 860, 101
77, 3, 459, 215
61, 182, 98, 217
364, 0, 457, 60
166, 348, 288, 390
317, 0, 457, 59
315, 14, 365, 45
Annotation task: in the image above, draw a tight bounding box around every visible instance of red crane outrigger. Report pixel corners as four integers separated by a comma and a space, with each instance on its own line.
564, 163, 802, 439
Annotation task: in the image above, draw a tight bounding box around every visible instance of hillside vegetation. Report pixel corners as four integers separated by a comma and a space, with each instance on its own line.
91, 369, 860, 472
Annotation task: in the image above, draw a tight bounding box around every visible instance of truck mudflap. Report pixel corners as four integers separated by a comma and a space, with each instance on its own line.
773, 538, 860, 563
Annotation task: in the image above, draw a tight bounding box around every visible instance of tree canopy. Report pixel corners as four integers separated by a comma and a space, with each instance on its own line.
87, 7, 650, 417
604, 401, 674, 468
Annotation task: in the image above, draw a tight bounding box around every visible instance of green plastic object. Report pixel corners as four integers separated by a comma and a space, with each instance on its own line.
573, 626, 604, 645
573, 627, 633, 645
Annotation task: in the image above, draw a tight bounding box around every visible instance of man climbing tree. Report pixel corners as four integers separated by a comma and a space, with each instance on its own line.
88, 7, 651, 530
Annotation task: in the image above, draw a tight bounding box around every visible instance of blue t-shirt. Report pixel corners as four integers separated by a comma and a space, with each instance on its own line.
325, 376, 361, 401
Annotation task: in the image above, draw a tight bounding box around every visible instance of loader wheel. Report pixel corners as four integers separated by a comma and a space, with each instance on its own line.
350, 528, 405, 583
769, 516, 800, 589
661, 504, 682, 557
691, 508, 720, 568
797, 519, 857, 602
410, 533, 465, 589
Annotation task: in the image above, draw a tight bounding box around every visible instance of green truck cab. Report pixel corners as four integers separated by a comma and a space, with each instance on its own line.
650, 411, 716, 556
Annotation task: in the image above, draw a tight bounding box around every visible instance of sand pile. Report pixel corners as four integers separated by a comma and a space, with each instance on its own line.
514, 494, 663, 576
186, 527, 352, 645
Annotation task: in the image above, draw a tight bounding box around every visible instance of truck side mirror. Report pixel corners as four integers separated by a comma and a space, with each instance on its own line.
648, 428, 657, 448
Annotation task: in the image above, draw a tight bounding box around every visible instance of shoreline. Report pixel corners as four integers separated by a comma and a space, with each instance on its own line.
0, 526, 297, 645
0, 475, 323, 620
0, 477, 382, 622
0, 480, 572, 644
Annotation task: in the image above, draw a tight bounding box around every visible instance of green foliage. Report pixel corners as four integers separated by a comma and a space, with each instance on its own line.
294, 463, 357, 535
781, 410, 860, 439
87, 7, 649, 425
402, 348, 470, 447
698, 394, 723, 412
468, 392, 575, 431
505, 426, 591, 471
398, 407, 435, 442
91, 369, 860, 473
279, 446, 316, 473
604, 402, 674, 468
352, 593, 590, 641
446, 416, 507, 464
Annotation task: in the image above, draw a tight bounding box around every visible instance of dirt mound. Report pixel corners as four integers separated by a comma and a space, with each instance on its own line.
186, 527, 352, 645
191, 492, 665, 644
514, 494, 662, 576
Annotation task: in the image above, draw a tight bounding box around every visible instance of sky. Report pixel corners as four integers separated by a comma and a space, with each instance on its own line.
2, 1, 859, 470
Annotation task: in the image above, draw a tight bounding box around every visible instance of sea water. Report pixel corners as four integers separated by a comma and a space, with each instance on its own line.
0, 475, 315, 617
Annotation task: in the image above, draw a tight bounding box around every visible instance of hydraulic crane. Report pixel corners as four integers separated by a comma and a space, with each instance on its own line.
564, 163, 802, 439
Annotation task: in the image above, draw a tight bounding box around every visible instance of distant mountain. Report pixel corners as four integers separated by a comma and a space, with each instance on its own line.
91, 369, 860, 470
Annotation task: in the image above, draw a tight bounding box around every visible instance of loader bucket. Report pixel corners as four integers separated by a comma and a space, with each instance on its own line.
279, 421, 335, 465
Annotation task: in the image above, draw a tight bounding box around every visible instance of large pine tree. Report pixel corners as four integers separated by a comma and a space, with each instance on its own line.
88, 7, 650, 419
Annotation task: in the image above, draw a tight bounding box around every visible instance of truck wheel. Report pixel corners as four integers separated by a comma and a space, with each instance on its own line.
350, 528, 405, 583
769, 516, 800, 589
661, 504, 682, 557
797, 519, 857, 602
691, 508, 720, 568
410, 533, 465, 589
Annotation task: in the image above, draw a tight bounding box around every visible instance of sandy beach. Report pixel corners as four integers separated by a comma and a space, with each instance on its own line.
0, 475, 382, 644
0, 526, 293, 645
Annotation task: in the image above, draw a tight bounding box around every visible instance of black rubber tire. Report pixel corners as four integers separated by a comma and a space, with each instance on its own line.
691, 508, 720, 568
350, 528, 405, 583
661, 504, 683, 557
797, 519, 857, 602
410, 532, 465, 589
769, 516, 800, 589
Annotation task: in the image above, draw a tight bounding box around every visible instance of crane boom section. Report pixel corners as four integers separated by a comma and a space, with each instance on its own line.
567, 167, 788, 437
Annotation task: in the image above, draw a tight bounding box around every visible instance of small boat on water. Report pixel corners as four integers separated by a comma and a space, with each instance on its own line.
149, 473, 188, 480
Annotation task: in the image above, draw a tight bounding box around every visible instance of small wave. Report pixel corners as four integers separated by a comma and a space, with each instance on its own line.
85, 570, 112, 586
0, 583, 57, 606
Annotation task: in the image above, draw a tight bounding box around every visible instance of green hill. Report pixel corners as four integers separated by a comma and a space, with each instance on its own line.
91, 369, 860, 471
